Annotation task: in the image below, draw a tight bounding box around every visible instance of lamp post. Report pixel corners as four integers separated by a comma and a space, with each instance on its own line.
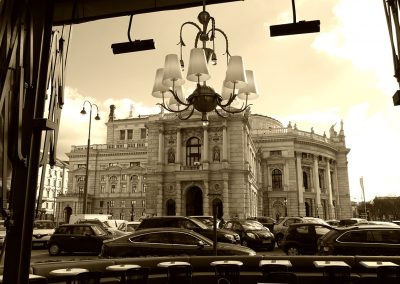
80, 100, 100, 214
284, 198, 288, 217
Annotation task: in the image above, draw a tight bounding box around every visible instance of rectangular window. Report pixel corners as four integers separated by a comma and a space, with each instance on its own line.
78, 186, 84, 196
121, 200, 125, 208
142, 184, 147, 193
130, 162, 140, 167
140, 128, 146, 139
127, 129, 133, 140
142, 200, 145, 208
78, 164, 86, 168
101, 185, 105, 193
120, 130, 126, 140
121, 174, 127, 181
110, 200, 114, 207
109, 163, 117, 167
100, 200, 104, 207
101, 175, 106, 181
122, 184, 127, 192
111, 185, 116, 193
132, 184, 137, 193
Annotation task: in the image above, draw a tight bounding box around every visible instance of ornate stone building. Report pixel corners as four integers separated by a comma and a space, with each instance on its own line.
57, 105, 352, 222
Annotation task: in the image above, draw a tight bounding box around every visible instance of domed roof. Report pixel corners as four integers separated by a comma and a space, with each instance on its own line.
249, 114, 283, 130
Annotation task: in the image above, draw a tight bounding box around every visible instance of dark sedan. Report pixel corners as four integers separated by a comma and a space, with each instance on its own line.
48, 224, 114, 256
99, 227, 256, 258
282, 222, 333, 255
222, 219, 275, 251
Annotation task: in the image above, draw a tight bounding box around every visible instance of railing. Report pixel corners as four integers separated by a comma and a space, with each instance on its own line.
252, 128, 330, 143
70, 142, 148, 152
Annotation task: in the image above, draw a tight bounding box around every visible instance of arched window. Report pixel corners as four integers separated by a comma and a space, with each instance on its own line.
272, 169, 283, 190
186, 137, 201, 166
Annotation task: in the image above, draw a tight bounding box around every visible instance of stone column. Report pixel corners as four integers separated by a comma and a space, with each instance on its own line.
296, 152, 304, 209
326, 159, 334, 218
203, 182, 210, 215
176, 128, 181, 164
176, 182, 181, 215
158, 126, 164, 164
222, 125, 228, 161
313, 156, 321, 216
243, 126, 248, 164
203, 126, 209, 163
156, 184, 163, 216
223, 179, 229, 217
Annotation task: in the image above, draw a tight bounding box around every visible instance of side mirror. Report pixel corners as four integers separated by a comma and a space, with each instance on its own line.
197, 240, 205, 248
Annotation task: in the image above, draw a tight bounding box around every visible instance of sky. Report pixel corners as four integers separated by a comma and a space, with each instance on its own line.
57, 0, 400, 202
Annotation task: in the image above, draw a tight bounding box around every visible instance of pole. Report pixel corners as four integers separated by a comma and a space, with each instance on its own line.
213, 203, 218, 256
82, 107, 92, 214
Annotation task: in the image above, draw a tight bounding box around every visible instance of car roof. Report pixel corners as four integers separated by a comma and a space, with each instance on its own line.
338, 225, 400, 231
288, 222, 333, 228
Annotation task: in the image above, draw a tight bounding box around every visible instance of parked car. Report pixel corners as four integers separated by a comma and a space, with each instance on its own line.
32, 220, 56, 248
136, 216, 240, 244
189, 215, 221, 229
99, 227, 256, 258
117, 221, 141, 234
76, 219, 115, 235
273, 216, 329, 248
317, 225, 400, 255
247, 216, 276, 232
48, 223, 114, 256
392, 220, 400, 226
222, 219, 275, 251
338, 218, 367, 227
282, 222, 333, 255
353, 221, 399, 227
325, 219, 340, 227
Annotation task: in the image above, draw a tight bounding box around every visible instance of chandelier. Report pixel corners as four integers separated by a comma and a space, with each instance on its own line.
151, 1, 259, 122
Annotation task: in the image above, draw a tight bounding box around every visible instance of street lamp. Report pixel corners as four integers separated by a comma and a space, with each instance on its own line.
284, 198, 288, 217
80, 100, 100, 214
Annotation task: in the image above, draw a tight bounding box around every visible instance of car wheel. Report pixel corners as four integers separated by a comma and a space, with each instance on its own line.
275, 234, 284, 248
48, 243, 60, 256
286, 246, 300, 255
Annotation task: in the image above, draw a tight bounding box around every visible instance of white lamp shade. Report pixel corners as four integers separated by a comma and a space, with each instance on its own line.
238, 70, 259, 100
186, 48, 211, 82
152, 68, 172, 98
224, 56, 247, 89
220, 82, 235, 101
168, 86, 187, 111
162, 54, 185, 87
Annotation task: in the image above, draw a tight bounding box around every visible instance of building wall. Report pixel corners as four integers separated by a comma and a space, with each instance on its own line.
58, 106, 352, 221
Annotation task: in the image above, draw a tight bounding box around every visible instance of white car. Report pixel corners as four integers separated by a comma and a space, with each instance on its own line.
117, 221, 141, 234
32, 220, 56, 248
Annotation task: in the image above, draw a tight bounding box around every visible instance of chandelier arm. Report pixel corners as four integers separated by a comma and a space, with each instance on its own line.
220, 103, 253, 114
167, 89, 190, 107
177, 106, 195, 120
156, 102, 192, 114
218, 94, 237, 108
214, 108, 229, 119
213, 28, 231, 64
179, 21, 202, 47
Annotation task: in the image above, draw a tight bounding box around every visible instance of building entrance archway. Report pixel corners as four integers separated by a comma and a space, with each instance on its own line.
64, 206, 72, 223
186, 186, 203, 215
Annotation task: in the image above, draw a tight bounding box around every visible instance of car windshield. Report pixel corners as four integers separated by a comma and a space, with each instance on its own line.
242, 220, 265, 230
33, 221, 55, 229
91, 225, 107, 236
189, 218, 209, 229
127, 223, 139, 232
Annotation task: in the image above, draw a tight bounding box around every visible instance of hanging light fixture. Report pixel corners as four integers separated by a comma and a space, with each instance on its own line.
151, 0, 259, 122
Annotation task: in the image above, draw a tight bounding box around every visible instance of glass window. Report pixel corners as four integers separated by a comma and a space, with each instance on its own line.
140, 128, 147, 139
120, 130, 125, 140
303, 171, 309, 190
296, 226, 309, 234
171, 232, 200, 245
186, 137, 201, 166
111, 185, 116, 193
272, 169, 282, 190
339, 230, 368, 242
131, 232, 170, 244
127, 129, 133, 140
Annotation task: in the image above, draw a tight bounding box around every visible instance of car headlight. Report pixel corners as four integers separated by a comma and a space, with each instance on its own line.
246, 232, 256, 239
224, 234, 235, 241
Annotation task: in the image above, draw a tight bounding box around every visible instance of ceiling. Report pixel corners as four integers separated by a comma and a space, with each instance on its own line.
53, 0, 242, 25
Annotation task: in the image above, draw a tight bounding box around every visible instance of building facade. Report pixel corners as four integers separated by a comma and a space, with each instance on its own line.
36, 158, 69, 220
58, 105, 352, 222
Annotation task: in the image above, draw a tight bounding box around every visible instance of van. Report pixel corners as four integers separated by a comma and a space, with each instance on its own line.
68, 214, 111, 225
